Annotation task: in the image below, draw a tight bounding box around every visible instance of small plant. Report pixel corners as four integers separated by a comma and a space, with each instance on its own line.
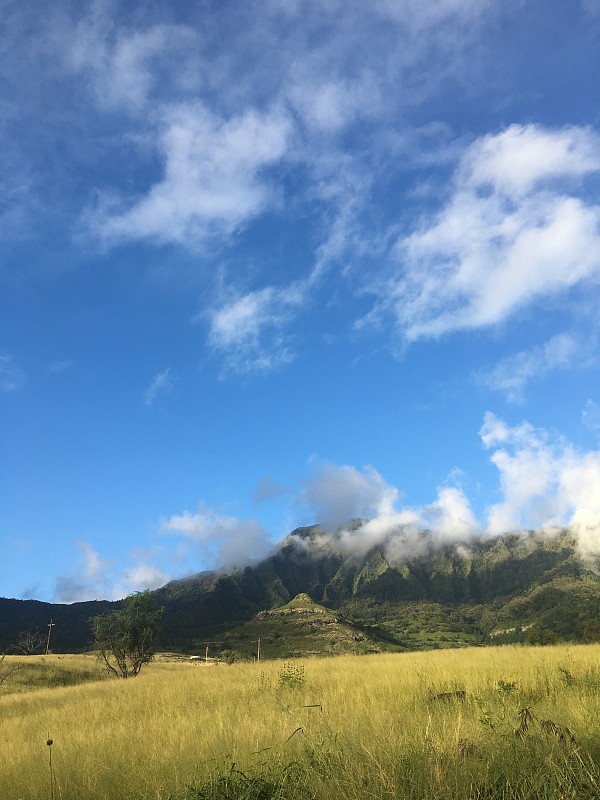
496, 679, 517, 694
558, 666, 575, 686
258, 670, 272, 691
175, 762, 301, 800
474, 697, 496, 731
516, 706, 537, 736
277, 662, 305, 690
540, 718, 576, 744
47, 735, 58, 800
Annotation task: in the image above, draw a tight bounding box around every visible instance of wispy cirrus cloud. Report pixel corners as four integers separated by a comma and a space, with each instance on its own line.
68, 19, 199, 112
69, 0, 504, 256
144, 367, 174, 406
207, 282, 306, 374
0, 353, 25, 392
477, 332, 589, 402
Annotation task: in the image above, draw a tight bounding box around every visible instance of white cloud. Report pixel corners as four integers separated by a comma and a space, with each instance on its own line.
121, 563, 169, 593
289, 75, 380, 133
144, 368, 174, 406
210, 288, 282, 348
299, 461, 480, 561
480, 412, 600, 557
54, 540, 171, 602
298, 414, 600, 564
68, 16, 198, 112
375, 124, 600, 342
337, 510, 425, 562
52, 407, 600, 603
207, 282, 305, 374
477, 332, 585, 402
92, 103, 292, 246
55, 540, 114, 602
301, 462, 399, 529
78, 540, 110, 580
423, 486, 480, 541
458, 125, 600, 198
160, 506, 272, 570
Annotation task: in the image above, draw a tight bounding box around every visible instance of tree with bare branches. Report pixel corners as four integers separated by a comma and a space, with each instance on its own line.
15, 627, 45, 655
0, 651, 20, 687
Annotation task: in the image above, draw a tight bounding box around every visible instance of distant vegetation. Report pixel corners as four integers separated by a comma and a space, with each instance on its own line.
0, 653, 108, 696
2, 645, 599, 799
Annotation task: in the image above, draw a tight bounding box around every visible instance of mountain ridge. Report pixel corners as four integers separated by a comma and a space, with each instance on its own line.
1, 526, 599, 655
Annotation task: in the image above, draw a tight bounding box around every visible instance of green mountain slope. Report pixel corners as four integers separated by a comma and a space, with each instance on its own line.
212, 593, 387, 660
1, 527, 598, 655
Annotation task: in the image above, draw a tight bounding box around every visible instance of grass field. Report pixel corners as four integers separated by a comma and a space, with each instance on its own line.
1, 645, 599, 799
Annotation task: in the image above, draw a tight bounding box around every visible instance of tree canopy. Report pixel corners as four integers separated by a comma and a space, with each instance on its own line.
91, 591, 163, 678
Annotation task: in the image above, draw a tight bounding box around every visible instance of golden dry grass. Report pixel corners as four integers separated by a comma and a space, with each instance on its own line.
1, 645, 599, 799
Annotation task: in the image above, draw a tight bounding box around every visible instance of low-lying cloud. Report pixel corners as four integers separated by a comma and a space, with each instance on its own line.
54, 540, 170, 603
300, 462, 399, 529
160, 506, 273, 571
297, 412, 600, 565
481, 412, 600, 559
298, 465, 481, 564
53, 409, 600, 602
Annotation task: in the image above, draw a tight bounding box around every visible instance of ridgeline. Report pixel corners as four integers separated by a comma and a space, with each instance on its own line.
1, 526, 599, 657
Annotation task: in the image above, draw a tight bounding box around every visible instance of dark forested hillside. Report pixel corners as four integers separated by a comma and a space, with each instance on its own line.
0, 597, 118, 653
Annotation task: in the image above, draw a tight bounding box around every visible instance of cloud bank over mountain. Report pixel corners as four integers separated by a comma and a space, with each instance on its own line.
53, 410, 600, 601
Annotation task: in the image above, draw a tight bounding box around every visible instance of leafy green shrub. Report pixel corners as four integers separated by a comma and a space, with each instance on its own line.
220, 649, 239, 665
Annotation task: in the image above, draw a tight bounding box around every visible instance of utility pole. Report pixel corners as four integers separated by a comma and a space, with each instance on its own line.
45, 619, 55, 655
257, 637, 261, 662
205, 645, 209, 663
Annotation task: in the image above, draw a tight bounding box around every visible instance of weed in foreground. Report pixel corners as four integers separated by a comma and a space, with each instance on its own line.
173, 762, 308, 800
277, 663, 305, 690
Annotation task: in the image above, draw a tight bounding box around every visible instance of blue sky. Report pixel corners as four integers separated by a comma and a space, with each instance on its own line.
1, 0, 600, 603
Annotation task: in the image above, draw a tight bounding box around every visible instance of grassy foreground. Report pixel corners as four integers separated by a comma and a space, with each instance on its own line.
1, 645, 599, 800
